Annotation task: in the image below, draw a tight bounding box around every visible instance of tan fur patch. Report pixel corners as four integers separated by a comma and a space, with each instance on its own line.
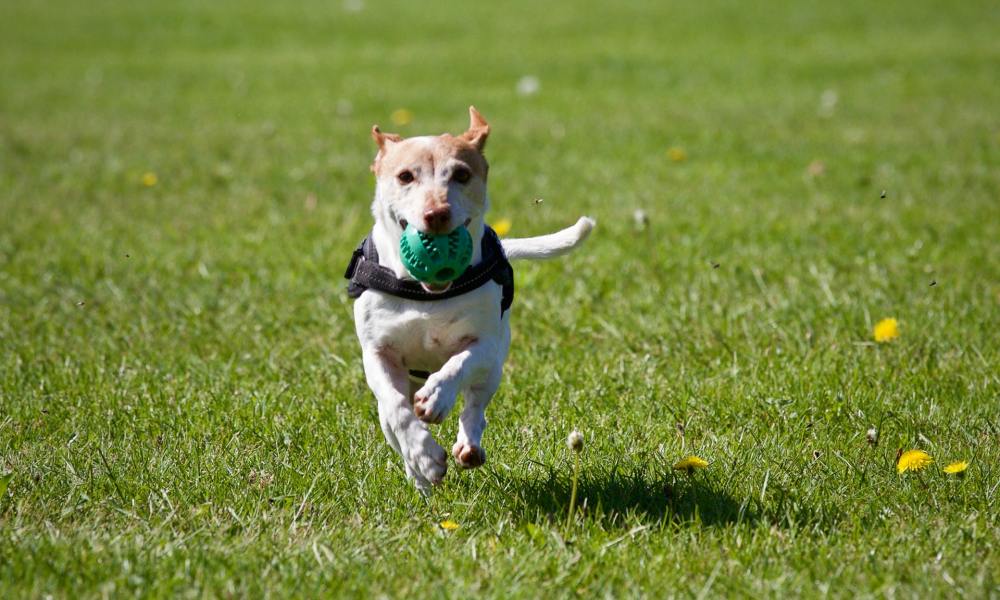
371, 107, 490, 180
371, 134, 488, 181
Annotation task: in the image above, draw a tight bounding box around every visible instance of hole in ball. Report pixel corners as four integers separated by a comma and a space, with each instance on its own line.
436, 268, 454, 280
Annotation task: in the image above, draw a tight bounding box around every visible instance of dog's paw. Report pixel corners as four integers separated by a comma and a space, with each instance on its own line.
402, 430, 448, 489
413, 380, 458, 424
452, 441, 486, 469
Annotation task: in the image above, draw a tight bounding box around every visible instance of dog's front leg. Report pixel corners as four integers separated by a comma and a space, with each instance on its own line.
413, 339, 495, 425
362, 346, 447, 492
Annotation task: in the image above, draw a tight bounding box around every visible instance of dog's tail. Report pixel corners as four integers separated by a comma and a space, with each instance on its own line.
500, 216, 595, 261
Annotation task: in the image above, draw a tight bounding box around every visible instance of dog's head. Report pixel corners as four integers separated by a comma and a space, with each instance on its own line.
370, 106, 490, 240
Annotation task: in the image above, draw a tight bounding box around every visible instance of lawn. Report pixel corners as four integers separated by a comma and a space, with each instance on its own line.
1, 0, 999, 597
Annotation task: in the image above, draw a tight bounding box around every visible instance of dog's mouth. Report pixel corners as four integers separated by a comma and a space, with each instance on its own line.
397, 218, 473, 232
420, 281, 452, 293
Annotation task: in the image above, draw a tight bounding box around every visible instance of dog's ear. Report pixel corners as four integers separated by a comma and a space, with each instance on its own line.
371, 125, 402, 173
372, 125, 402, 151
460, 106, 490, 152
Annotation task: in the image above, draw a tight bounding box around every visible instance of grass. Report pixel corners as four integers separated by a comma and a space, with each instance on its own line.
1, 0, 999, 596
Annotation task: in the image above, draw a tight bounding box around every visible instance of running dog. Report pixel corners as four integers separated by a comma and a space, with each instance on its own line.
345, 106, 594, 491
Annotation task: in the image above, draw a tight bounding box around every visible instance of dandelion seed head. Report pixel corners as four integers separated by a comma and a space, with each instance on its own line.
818, 89, 838, 117
516, 75, 540, 96
567, 430, 584, 452
633, 209, 648, 229
866, 427, 878, 447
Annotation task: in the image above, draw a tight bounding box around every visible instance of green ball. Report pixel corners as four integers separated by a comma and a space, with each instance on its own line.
399, 224, 473, 284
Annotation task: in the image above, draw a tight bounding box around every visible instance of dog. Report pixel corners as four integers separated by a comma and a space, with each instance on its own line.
346, 106, 594, 492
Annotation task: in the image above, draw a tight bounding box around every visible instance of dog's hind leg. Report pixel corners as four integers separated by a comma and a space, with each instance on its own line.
452, 364, 501, 469
362, 347, 447, 492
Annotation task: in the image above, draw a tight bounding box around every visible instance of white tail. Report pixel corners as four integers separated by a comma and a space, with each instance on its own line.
500, 217, 595, 261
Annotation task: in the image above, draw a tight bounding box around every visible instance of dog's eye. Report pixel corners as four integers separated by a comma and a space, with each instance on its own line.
397, 170, 414, 184
451, 167, 471, 184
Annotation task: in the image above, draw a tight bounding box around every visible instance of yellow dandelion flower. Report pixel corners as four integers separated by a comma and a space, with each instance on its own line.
673, 455, 709, 473
490, 218, 512, 237
666, 147, 687, 162
391, 108, 413, 126
896, 449, 932, 474
943, 461, 969, 476
439, 520, 459, 531
141, 172, 158, 187
873, 318, 899, 343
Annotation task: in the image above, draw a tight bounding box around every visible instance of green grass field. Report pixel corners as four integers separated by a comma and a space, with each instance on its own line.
2, 0, 999, 596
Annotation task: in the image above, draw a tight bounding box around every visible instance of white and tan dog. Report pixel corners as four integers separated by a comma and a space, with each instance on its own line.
349, 106, 594, 491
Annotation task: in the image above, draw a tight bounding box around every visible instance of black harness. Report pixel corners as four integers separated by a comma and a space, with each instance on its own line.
344, 226, 514, 317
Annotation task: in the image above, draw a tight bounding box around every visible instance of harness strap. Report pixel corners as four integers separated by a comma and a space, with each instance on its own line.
345, 227, 514, 316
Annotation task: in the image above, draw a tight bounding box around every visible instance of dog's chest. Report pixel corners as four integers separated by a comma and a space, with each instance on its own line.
354, 283, 503, 370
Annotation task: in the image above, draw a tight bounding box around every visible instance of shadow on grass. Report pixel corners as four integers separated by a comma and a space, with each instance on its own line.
502, 460, 754, 529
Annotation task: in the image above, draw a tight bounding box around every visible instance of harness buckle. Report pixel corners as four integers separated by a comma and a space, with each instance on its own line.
344, 246, 365, 279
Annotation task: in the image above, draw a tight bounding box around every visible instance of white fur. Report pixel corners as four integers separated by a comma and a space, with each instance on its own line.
501, 217, 595, 261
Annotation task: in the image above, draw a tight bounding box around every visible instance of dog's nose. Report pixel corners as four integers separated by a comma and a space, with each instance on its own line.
423, 205, 452, 233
